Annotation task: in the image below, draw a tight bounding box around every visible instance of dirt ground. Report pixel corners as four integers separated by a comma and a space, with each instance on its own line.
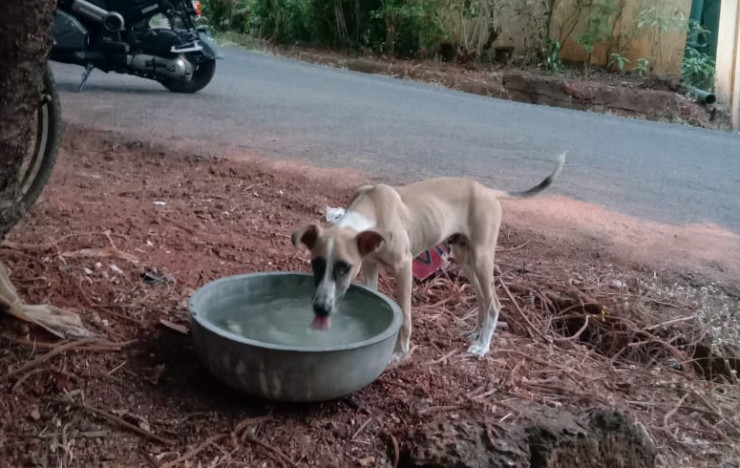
1, 125, 739, 467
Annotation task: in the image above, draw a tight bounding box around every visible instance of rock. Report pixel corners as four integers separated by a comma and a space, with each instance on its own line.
528, 408, 656, 468
404, 420, 529, 467
404, 407, 656, 468
357, 455, 376, 467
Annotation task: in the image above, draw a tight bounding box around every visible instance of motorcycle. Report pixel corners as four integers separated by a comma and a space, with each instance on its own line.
51, 0, 218, 93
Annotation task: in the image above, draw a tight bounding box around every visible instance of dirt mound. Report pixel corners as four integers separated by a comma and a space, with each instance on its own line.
502, 71, 710, 127
406, 408, 656, 468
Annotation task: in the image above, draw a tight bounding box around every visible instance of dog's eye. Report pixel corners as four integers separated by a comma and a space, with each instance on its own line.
334, 261, 351, 277
311, 257, 326, 283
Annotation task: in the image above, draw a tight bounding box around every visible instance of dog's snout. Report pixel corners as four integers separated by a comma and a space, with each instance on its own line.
313, 302, 331, 317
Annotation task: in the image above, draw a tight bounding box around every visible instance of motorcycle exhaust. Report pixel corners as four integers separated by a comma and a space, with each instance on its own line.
127, 54, 193, 79
70, 0, 125, 32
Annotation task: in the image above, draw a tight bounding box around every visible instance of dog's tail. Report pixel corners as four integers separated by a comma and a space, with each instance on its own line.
498, 152, 566, 199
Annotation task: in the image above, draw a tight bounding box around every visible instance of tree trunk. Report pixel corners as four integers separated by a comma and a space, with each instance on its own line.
0, 0, 56, 241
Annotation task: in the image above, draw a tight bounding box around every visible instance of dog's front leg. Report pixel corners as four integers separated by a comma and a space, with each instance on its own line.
391, 260, 413, 362
362, 261, 379, 290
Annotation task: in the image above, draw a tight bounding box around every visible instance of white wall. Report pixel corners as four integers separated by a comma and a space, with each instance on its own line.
715, 0, 740, 129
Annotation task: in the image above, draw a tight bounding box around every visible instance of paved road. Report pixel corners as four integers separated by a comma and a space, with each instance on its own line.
51, 46, 740, 233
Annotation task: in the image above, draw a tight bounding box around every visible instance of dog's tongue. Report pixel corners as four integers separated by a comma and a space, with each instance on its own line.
310, 316, 331, 330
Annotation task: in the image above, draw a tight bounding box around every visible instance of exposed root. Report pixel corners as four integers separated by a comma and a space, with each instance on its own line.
0, 260, 91, 339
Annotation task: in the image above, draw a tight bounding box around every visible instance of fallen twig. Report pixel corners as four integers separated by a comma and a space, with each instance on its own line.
527, 237, 562, 259
92, 305, 148, 328
229, 415, 272, 448
645, 315, 697, 331
83, 403, 177, 446
158, 319, 188, 335
1, 338, 128, 381
552, 315, 590, 342
498, 277, 544, 340
11, 368, 79, 393
351, 417, 373, 440
417, 404, 470, 416
48, 397, 177, 446
388, 432, 400, 468
423, 349, 459, 366
663, 393, 689, 429
61, 245, 139, 264
159, 434, 226, 468
0, 334, 71, 350
497, 240, 530, 253
0, 231, 128, 252
245, 435, 297, 467
377, 377, 410, 390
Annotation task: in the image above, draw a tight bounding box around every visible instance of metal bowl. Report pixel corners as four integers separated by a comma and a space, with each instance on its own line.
189, 272, 402, 402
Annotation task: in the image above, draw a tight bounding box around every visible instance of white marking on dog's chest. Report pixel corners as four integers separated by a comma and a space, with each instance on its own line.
336, 211, 376, 232
324, 239, 334, 280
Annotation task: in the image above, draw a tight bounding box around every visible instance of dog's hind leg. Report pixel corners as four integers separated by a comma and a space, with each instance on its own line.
466, 199, 502, 358
452, 240, 484, 339
466, 253, 501, 357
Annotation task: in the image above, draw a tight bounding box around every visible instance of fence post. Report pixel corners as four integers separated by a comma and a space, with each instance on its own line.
734, 2, 740, 130
715, 0, 740, 130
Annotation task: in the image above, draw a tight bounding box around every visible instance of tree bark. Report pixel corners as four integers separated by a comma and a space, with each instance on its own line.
0, 0, 56, 241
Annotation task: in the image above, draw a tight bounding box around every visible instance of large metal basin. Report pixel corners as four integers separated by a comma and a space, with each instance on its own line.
189, 272, 402, 402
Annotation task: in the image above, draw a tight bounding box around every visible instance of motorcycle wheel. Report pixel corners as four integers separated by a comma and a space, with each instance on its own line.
18, 63, 63, 214
160, 59, 216, 94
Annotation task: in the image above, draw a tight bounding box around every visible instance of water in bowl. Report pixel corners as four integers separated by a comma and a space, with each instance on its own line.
212, 295, 386, 347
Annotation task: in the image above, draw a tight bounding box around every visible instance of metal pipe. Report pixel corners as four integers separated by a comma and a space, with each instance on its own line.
69, 0, 124, 31
69, 0, 107, 23
687, 85, 716, 105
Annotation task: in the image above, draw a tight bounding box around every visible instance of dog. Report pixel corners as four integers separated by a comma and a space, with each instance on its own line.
292, 153, 566, 361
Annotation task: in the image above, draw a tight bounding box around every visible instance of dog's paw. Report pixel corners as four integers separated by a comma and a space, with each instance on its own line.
467, 342, 489, 358
389, 352, 407, 364
460, 328, 480, 339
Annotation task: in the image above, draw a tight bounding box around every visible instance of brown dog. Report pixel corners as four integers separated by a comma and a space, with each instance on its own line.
292, 153, 565, 361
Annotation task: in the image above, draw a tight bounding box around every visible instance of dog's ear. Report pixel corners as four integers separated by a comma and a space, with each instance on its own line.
292, 224, 320, 250
356, 230, 384, 257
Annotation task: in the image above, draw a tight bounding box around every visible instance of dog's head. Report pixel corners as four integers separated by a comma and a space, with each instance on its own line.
291, 224, 384, 330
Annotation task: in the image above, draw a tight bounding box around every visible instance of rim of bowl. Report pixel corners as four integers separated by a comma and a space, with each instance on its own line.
189, 271, 403, 352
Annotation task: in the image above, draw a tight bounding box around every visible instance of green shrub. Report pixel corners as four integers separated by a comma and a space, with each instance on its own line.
681, 47, 715, 90
607, 52, 629, 72
239, 0, 442, 56
202, 0, 235, 30
371, 0, 445, 56
542, 38, 562, 73
681, 19, 714, 90
635, 57, 650, 77
244, 0, 311, 42
635, 6, 687, 71
574, 0, 617, 76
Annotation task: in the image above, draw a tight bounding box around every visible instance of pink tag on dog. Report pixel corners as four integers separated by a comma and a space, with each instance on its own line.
412, 242, 451, 281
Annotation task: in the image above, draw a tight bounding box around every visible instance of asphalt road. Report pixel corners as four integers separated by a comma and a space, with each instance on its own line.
51, 46, 740, 233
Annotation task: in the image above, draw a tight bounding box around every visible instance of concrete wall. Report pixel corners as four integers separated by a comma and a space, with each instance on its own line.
714, 0, 740, 129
